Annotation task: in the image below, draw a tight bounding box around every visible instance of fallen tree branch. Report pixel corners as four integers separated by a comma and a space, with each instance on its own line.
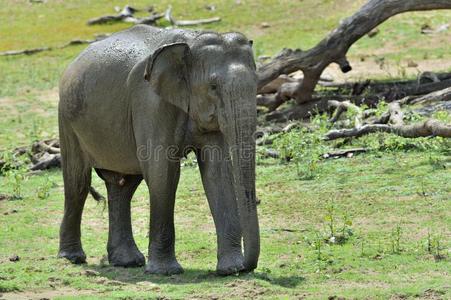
261, 147, 368, 160
322, 148, 368, 159
402, 86, 451, 105
164, 6, 221, 26
87, 5, 137, 25
0, 47, 51, 56
30, 153, 61, 171
257, 0, 451, 104
0, 34, 113, 57
325, 119, 451, 140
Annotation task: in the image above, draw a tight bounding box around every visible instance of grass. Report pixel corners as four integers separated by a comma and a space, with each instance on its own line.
1, 151, 450, 299
0, 0, 450, 299
1, 0, 451, 97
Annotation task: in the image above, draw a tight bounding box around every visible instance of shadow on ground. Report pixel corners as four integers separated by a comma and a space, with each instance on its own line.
82, 264, 305, 288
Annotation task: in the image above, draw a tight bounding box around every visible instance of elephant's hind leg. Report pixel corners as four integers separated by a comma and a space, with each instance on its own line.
58, 123, 91, 264
96, 169, 145, 267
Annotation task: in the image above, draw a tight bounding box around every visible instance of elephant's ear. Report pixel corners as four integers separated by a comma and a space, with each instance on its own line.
144, 43, 191, 113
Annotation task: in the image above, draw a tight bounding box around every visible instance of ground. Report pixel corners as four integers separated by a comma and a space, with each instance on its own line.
0, 1, 450, 299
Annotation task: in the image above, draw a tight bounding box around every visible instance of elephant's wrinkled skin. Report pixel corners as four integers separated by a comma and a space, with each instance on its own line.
58, 25, 260, 275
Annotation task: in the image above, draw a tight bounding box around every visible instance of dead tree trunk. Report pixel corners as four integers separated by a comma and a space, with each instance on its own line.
257, 0, 451, 103
325, 101, 451, 140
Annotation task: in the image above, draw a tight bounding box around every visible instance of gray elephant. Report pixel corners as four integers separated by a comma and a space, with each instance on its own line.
57, 25, 260, 275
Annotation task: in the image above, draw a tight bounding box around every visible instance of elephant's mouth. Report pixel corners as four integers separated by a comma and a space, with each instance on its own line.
196, 116, 220, 133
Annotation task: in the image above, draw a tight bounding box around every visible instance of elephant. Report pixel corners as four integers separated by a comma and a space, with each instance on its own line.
57, 24, 260, 275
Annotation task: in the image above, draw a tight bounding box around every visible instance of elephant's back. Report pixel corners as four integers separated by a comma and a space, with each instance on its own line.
59, 26, 161, 119
81, 25, 165, 71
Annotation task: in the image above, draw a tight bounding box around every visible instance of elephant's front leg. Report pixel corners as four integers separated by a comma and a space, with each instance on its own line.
197, 148, 244, 275
143, 161, 183, 275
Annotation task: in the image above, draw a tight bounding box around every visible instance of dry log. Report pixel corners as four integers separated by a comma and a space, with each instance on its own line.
32, 139, 60, 155
61, 39, 93, 48
29, 153, 61, 171
87, 5, 136, 25
402, 86, 451, 105
325, 119, 451, 140
0, 47, 51, 56
257, 0, 451, 104
320, 72, 451, 94
87, 15, 125, 25
87, 5, 163, 26
259, 75, 298, 94
258, 81, 303, 112
164, 6, 221, 26
133, 13, 165, 25
322, 148, 368, 159
261, 147, 368, 160
1, 34, 113, 57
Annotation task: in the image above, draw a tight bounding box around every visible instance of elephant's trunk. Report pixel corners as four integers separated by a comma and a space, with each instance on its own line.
229, 123, 260, 271
223, 77, 260, 271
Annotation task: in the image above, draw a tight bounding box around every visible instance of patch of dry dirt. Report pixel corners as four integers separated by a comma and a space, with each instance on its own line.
0, 88, 58, 118
0, 288, 96, 300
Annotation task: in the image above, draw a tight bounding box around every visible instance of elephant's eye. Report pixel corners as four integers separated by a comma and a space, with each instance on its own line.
208, 73, 219, 94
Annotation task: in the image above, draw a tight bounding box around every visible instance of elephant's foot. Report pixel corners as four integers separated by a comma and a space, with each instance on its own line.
216, 252, 245, 276
58, 247, 86, 264
145, 258, 184, 275
108, 244, 145, 268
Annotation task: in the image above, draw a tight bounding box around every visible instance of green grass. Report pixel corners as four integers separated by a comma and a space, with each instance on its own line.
1, 0, 451, 97
1, 1, 451, 299
1, 151, 450, 299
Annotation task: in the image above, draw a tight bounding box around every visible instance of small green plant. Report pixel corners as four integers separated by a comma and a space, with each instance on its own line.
1, 151, 19, 175
321, 197, 354, 245
6, 168, 27, 200
324, 201, 336, 238
314, 232, 323, 260
360, 238, 365, 257
37, 175, 54, 200
426, 230, 446, 261
390, 224, 402, 254
340, 213, 353, 238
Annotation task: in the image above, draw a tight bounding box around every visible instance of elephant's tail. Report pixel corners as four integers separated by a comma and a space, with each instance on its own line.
89, 186, 105, 202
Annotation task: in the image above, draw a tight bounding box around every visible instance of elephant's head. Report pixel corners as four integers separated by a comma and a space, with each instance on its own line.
144, 32, 259, 271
